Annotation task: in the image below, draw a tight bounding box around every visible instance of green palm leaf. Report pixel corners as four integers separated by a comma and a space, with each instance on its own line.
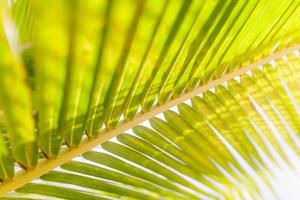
0, 6, 37, 170
0, 0, 300, 199
6, 54, 300, 199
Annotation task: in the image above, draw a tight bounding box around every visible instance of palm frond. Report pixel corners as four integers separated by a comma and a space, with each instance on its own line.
5, 54, 300, 199
0, 0, 300, 198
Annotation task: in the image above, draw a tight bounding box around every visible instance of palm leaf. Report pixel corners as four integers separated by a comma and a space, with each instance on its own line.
0, 0, 300, 198
5, 54, 300, 199
0, 5, 38, 170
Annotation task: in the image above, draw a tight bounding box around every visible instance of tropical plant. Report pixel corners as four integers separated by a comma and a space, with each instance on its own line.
0, 0, 300, 199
